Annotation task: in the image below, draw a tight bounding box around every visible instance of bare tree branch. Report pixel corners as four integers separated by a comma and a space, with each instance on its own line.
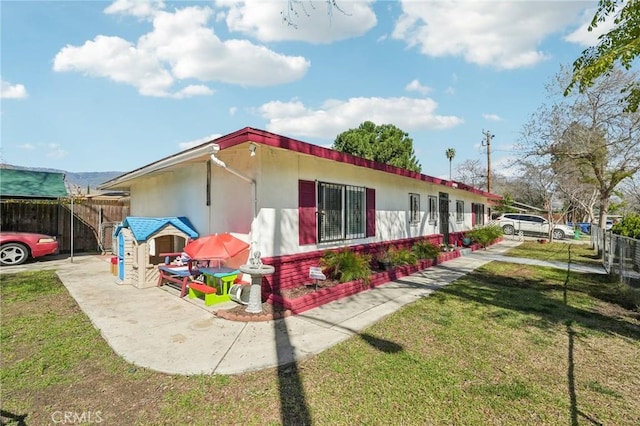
519, 66, 640, 227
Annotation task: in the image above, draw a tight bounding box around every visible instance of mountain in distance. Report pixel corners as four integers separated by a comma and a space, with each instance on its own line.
1, 163, 124, 193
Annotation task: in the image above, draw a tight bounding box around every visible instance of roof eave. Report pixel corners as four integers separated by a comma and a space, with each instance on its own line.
97, 142, 220, 191
98, 127, 502, 199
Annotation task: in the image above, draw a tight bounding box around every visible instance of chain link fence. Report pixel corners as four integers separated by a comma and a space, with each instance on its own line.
591, 225, 640, 287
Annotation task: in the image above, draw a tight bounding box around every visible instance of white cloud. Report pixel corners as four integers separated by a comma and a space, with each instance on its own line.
179, 133, 222, 150
53, 4, 310, 97
564, 7, 616, 47
405, 79, 431, 95
482, 113, 502, 122
54, 35, 176, 97
216, 0, 377, 43
259, 96, 463, 139
104, 0, 163, 18
392, 1, 587, 69
46, 143, 66, 159
15, 142, 65, 160
1, 80, 28, 99
171, 85, 215, 99
229, 106, 237, 116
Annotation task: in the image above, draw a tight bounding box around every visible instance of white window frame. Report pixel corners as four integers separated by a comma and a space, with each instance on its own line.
409, 193, 420, 225
428, 196, 437, 224
456, 200, 464, 223
474, 203, 485, 226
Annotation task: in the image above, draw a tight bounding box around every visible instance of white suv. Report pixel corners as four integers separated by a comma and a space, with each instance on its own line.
495, 214, 574, 240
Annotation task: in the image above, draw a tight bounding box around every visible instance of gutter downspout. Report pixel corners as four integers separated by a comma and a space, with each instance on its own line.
209, 152, 257, 219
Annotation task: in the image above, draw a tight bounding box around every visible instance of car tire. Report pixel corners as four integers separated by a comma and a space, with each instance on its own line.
503, 225, 515, 235
552, 229, 565, 240
0, 243, 30, 266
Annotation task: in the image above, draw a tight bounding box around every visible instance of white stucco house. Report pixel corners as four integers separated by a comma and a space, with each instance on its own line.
99, 127, 501, 294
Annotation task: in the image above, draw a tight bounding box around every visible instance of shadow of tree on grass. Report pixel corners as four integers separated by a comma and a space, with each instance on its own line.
274, 315, 404, 425
0, 409, 28, 426
440, 266, 640, 341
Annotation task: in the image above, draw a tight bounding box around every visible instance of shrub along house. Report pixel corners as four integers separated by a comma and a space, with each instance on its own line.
98, 127, 500, 299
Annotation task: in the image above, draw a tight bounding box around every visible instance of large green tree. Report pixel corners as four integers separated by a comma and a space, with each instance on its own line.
333, 121, 422, 172
565, 0, 640, 112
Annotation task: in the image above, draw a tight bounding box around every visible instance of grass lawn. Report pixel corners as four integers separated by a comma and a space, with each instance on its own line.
503, 240, 602, 265
2, 259, 639, 425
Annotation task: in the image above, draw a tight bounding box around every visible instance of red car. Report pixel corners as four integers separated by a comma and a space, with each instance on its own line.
0, 232, 59, 266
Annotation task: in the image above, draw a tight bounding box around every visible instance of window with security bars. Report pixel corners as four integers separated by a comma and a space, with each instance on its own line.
428, 196, 437, 223
409, 193, 420, 224
456, 200, 464, 223
318, 182, 365, 242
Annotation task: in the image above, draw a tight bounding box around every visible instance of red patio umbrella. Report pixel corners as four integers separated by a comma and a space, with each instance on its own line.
183, 233, 249, 264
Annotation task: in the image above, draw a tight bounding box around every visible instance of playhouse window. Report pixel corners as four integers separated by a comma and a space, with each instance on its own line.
318, 182, 365, 242
148, 235, 188, 265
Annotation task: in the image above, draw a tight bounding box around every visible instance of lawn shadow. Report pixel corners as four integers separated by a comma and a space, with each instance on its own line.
297, 314, 405, 355
440, 265, 640, 341
0, 409, 28, 426
359, 332, 403, 353
584, 253, 603, 261
442, 258, 630, 425
565, 321, 606, 426
274, 318, 311, 426
273, 313, 403, 425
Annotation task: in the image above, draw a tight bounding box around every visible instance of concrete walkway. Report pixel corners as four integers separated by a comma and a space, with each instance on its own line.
0, 240, 604, 376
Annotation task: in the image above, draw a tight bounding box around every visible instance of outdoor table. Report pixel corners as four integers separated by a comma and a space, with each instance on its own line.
199, 266, 240, 302
157, 265, 193, 298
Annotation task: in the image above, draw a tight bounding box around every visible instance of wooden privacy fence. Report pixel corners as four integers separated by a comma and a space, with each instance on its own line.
1, 198, 129, 254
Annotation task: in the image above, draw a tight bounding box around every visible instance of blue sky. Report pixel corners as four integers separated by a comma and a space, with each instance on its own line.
1, 0, 608, 180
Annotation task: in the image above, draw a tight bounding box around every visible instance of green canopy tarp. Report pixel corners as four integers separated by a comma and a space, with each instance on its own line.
0, 169, 68, 198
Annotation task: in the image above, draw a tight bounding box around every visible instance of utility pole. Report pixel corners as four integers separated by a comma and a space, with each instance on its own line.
481, 130, 494, 193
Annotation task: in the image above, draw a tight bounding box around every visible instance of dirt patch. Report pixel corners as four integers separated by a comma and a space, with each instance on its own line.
277, 279, 343, 298
216, 302, 291, 321
592, 301, 640, 324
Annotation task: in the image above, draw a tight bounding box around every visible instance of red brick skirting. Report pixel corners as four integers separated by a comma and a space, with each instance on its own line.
217, 237, 501, 321
259, 234, 447, 294
266, 250, 464, 315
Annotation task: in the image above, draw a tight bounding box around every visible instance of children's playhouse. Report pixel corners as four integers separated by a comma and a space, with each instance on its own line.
114, 217, 199, 288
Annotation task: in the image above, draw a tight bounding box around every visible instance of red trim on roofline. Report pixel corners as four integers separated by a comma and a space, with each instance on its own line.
213, 127, 501, 200
100, 126, 501, 200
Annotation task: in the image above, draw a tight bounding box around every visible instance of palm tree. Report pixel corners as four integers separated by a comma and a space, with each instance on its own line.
445, 148, 456, 180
